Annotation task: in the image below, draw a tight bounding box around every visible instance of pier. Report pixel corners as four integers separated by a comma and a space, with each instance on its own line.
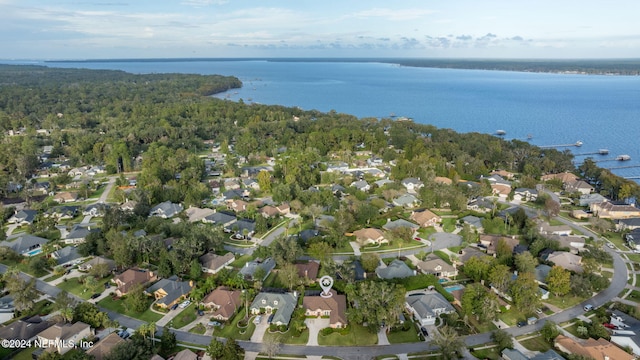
539, 140, 583, 149
574, 149, 610, 156
607, 165, 640, 170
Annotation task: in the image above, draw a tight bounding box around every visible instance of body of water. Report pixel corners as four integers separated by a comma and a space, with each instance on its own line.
6, 59, 640, 179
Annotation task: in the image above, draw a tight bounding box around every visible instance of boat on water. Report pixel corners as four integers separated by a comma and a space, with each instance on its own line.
575, 140, 583, 147
598, 149, 609, 155
616, 154, 631, 161
527, 134, 533, 140
495, 130, 506, 136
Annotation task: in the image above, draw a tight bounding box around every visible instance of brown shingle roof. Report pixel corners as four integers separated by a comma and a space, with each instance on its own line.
295, 262, 319, 280
37, 321, 90, 341
199, 252, 234, 272
113, 269, 156, 295
303, 291, 347, 326
85, 332, 124, 360
202, 287, 242, 320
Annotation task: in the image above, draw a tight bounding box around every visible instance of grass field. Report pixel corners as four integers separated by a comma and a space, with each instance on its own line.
215, 312, 256, 341
317, 324, 377, 346
519, 335, 552, 352
97, 296, 163, 323
470, 346, 501, 360
544, 294, 587, 310
387, 325, 421, 344
170, 303, 198, 329
56, 276, 113, 300
262, 327, 310, 345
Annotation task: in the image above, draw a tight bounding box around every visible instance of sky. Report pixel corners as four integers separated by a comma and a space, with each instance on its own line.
2, 0, 640, 60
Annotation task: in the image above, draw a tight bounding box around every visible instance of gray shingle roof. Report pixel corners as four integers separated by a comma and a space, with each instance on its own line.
250, 292, 297, 325
376, 259, 414, 279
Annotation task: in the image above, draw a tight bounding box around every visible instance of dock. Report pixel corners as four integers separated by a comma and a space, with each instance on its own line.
607, 165, 640, 170
574, 149, 610, 156
539, 141, 583, 149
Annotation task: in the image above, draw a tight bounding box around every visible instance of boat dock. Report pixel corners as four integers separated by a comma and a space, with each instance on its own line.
607, 164, 640, 170
574, 149, 609, 156
539, 141, 583, 149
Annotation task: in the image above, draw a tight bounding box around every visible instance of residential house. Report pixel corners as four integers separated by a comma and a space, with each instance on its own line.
513, 188, 538, 202
466, 197, 496, 213
501, 348, 529, 360
228, 218, 256, 238
405, 291, 455, 326
149, 201, 183, 218
145, 276, 193, 309
223, 188, 249, 200
78, 256, 116, 272
63, 225, 99, 245
120, 200, 138, 212
590, 201, 640, 219
392, 194, 421, 208
479, 235, 520, 256
541, 172, 579, 184
0, 234, 48, 257
554, 335, 634, 360
277, 203, 290, 215
374, 179, 395, 188
85, 332, 125, 360
315, 215, 335, 229
36, 321, 93, 355
416, 254, 458, 279
627, 230, 640, 251
401, 178, 424, 192
202, 211, 237, 228
490, 170, 515, 180
228, 199, 249, 212
53, 192, 79, 203
202, 287, 242, 321
46, 205, 79, 220
367, 156, 383, 167
382, 219, 420, 232
617, 217, 640, 231
549, 234, 585, 253
352, 228, 387, 246
239, 258, 276, 281
571, 210, 590, 220
0, 316, 53, 341
51, 246, 83, 267
295, 261, 320, 282
538, 222, 572, 236
199, 252, 235, 274
546, 252, 583, 273
250, 291, 298, 326
325, 162, 349, 173
534, 264, 552, 286
184, 206, 216, 223
303, 290, 348, 328
7, 209, 37, 226
259, 205, 280, 218
577, 193, 607, 207
297, 229, 320, 243
490, 183, 512, 197
243, 178, 260, 191
350, 180, 371, 192
173, 349, 198, 360
82, 203, 109, 217
564, 180, 594, 195
458, 246, 491, 264
376, 259, 415, 279
224, 178, 241, 190
460, 215, 484, 232
433, 176, 453, 185
529, 350, 566, 360
410, 209, 442, 228
112, 269, 157, 296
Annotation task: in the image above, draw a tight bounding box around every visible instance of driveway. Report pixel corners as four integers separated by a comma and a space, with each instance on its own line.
305, 318, 330, 346
427, 232, 462, 251
250, 315, 269, 343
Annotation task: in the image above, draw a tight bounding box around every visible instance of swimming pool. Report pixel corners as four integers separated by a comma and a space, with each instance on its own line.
25, 248, 42, 256
444, 284, 465, 293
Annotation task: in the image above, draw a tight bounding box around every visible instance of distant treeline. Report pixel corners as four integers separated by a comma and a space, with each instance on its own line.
47, 57, 640, 76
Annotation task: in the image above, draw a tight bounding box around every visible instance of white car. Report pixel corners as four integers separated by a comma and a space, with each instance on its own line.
179, 300, 191, 309
607, 243, 615, 249
253, 315, 262, 324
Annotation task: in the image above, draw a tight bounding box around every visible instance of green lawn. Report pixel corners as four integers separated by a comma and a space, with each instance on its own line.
263, 270, 288, 289
470, 346, 501, 360
626, 290, 640, 302
56, 276, 113, 300
170, 303, 198, 329
43, 272, 65, 282
441, 218, 457, 233
230, 254, 253, 269
418, 227, 437, 238
317, 324, 378, 346
387, 324, 421, 344
0, 256, 50, 278
189, 323, 206, 334
12, 347, 39, 360
544, 294, 587, 310
263, 327, 309, 345
519, 335, 552, 352
97, 296, 163, 323
497, 308, 523, 326
216, 311, 256, 341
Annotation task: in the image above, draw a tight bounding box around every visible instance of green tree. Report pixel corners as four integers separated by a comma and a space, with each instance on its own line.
206, 338, 225, 359
462, 256, 493, 282
308, 241, 333, 266
432, 325, 465, 360
189, 258, 202, 280
3, 267, 38, 313
124, 283, 148, 313
53, 291, 77, 323
461, 283, 500, 322
348, 281, 405, 332
159, 327, 177, 354
540, 320, 560, 343
514, 252, 537, 274
280, 263, 301, 291
546, 265, 571, 296
222, 338, 244, 359
510, 272, 540, 314
360, 252, 380, 273
488, 264, 511, 294
491, 329, 514, 351
73, 302, 111, 328
257, 170, 272, 193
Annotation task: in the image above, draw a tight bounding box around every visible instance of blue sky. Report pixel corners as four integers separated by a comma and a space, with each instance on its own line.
2, 0, 639, 59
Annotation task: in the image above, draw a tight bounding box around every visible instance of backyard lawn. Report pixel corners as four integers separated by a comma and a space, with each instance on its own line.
317, 324, 377, 346
518, 335, 551, 352
56, 276, 113, 300
97, 296, 163, 323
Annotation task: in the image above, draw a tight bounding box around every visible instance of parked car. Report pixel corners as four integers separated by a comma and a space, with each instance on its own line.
420, 327, 428, 336
603, 323, 616, 329
197, 309, 204, 316
607, 242, 615, 249
170, 303, 179, 311
584, 304, 594, 311
267, 314, 274, 324
90, 293, 101, 299
535, 308, 543, 314
517, 321, 527, 328
207, 321, 221, 327
179, 300, 191, 309
253, 315, 262, 324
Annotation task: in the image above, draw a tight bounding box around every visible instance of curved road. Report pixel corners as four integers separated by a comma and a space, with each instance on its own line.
0, 202, 628, 359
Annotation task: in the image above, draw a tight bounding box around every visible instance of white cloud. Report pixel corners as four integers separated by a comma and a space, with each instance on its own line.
354, 8, 435, 21
180, 0, 228, 6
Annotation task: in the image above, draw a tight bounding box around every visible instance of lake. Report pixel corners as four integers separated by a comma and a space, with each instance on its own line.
8, 59, 640, 179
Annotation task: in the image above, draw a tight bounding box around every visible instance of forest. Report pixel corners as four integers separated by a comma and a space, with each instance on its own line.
0, 64, 639, 205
